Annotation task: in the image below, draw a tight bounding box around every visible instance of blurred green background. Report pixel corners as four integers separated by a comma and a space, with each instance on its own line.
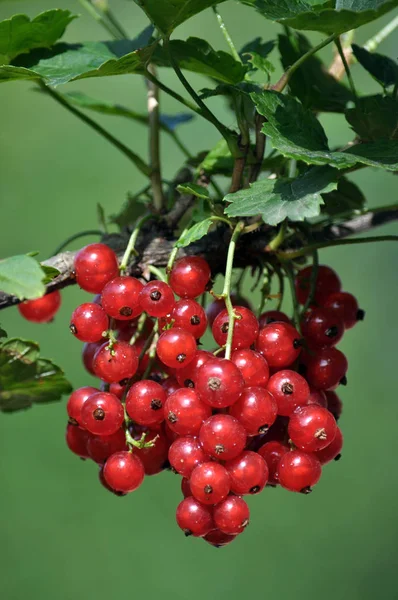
1, 1, 398, 599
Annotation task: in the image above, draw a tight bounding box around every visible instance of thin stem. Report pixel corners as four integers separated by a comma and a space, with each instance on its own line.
267, 220, 287, 252
222, 221, 245, 360
167, 130, 191, 158
288, 159, 297, 179
52, 230, 102, 255
249, 113, 266, 183
212, 6, 242, 63
148, 265, 167, 282
103, 6, 129, 39
335, 37, 358, 99
119, 214, 153, 272
364, 15, 398, 52
145, 70, 200, 115
277, 235, 398, 260
302, 251, 319, 315
147, 64, 164, 211
329, 30, 355, 79
166, 227, 189, 275
283, 262, 300, 329
78, 0, 122, 38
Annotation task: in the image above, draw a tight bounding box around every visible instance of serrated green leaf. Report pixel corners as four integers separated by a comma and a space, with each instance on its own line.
278, 32, 353, 112
246, 51, 275, 77
132, 0, 228, 35
40, 264, 60, 285
176, 218, 215, 247
0, 255, 46, 300
352, 44, 398, 88
0, 338, 72, 413
0, 9, 76, 64
240, 38, 275, 64
225, 166, 337, 225
177, 182, 210, 199
345, 95, 398, 141
0, 327, 7, 339
321, 176, 366, 215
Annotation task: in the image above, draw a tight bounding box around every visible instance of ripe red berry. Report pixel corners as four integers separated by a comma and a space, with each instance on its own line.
288, 405, 337, 452
313, 426, 343, 465
164, 388, 211, 436
255, 322, 302, 368
74, 243, 119, 293
126, 380, 166, 427
168, 436, 209, 478
175, 350, 212, 388
169, 256, 211, 299
231, 349, 270, 388
103, 451, 145, 493
169, 299, 208, 339
295, 265, 341, 306
81, 391, 124, 435
139, 280, 175, 317
203, 529, 237, 547
206, 293, 251, 327
101, 276, 143, 320
87, 428, 127, 464
325, 390, 343, 420
278, 450, 322, 493
162, 376, 180, 396
18, 290, 61, 323
70, 303, 109, 343
82, 341, 103, 375
109, 382, 126, 400
93, 341, 139, 383
307, 387, 328, 408
65, 423, 91, 458
181, 477, 192, 497
259, 310, 290, 328
258, 441, 289, 486
212, 306, 259, 350
67, 386, 98, 425
323, 291, 362, 329
266, 370, 310, 417
190, 462, 231, 505
213, 495, 250, 535
301, 347, 348, 390
176, 496, 214, 537
301, 307, 345, 347
134, 429, 170, 475
195, 358, 244, 408
229, 387, 278, 435
225, 451, 269, 495
156, 328, 197, 369
199, 414, 247, 461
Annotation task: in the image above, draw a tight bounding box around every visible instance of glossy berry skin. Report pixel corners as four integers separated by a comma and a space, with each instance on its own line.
87, 429, 127, 464
82, 341, 102, 375
156, 328, 197, 369
288, 405, 337, 452
164, 389, 211, 436
176, 496, 214, 537
70, 303, 109, 343
190, 462, 231, 505
169, 256, 211, 299
213, 495, 250, 535
126, 380, 166, 427
134, 429, 170, 475
256, 322, 302, 368
206, 293, 251, 328
307, 387, 328, 408
231, 349, 270, 388
301, 307, 344, 348
176, 350, 212, 389
212, 306, 259, 350
323, 292, 361, 329
103, 451, 145, 493
313, 426, 343, 465
302, 347, 348, 390
259, 310, 290, 328
295, 265, 341, 306
278, 450, 322, 493
67, 386, 98, 425
170, 299, 208, 339
18, 290, 61, 323
74, 243, 119, 293
225, 451, 269, 495
101, 276, 143, 320
162, 377, 180, 396
266, 370, 310, 417
258, 441, 289, 486
81, 392, 124, 436
326, 391, 343, 420
199, 415, 247, 461
203, 529, 237, 547
139, 281, 175, 318
168, 436, 209, 478
65, 424, 91, 459
93, 341, 139, 383
109, 382, 126, 400
195, 358, 244, 409
181, 478, 192, 498
229, 387, 278, 436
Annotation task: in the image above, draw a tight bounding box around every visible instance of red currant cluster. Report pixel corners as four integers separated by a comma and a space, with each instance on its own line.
18, 243, 362, 548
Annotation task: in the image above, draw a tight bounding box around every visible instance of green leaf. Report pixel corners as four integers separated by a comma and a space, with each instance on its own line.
352, 44, 398, 88
246, 52, 275, 78
321, 176, 366, 215
0, 255, 46, 300
153, 38, 247, 84
110, 193, 148, 229
0, 338, 72, 413
0, 327, 7, 339
176, 218, 215, 247
224, 166, 337, 226
40, 264, 60, 285
345, 95, 398, 141
239, 38, 275, 64
0, 9, 76, 64
199, 139, 234, 174
176, 182, 210, 199
132, 0, 228, 35
278, 32, 353, 112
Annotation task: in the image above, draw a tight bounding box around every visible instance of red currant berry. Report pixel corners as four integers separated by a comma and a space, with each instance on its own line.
134, 429, 170, 475
301, 307, 345, 347
259, 310, 290, 328
98, 466, 127, 496
307, 387, 328, 408
256, 322, 302, 368
81, 392, 124, 435
74, 243, 119, 293
93, 341, 139, 383
69, 303, 109, 343
67, 386, 98, 425
206, 293, 251, 328
213, 495, 250, 535
295, 265, 341, 306
231, 349, 270, 388
325, 391, 343, 420
168, 436, 209, 478
139, 281, 175, 317
164, 388, 211, 436
126, 380, 166, 427
175, 350, 212, 389
190, 462, 231, 505
313, 426, 343, 464
266, 370, 310, 417
18, 290, 61, 323
212, 306, 259, 350
170, 299, 208, 339
87, 428, 127, 464
176, 497, 214, 537
229, 387, 278, 436
195, 358, 244, 408
258, 441, 289, 486
103, 451, 145, 493
169, 256, 211, 299
301, 347, 348, 390
82, 341, 102, 375
199, 414, 247, 461
288, 405, 337, 452
181, 477, 192, 498
101, 276, 143, 320
203, 529, 237, 547
323, 291, 362, 329
156, 328, 197, 369
65, 423, 91, 458
109, 382, 126, 400
162, 376, 180, 396
278, 450, 322, 493
225, 451, 268, 495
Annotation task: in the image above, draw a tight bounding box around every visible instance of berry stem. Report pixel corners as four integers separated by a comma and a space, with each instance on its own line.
52, 230, 102, 255
335, 37, 358, 100
125, 429, 158, 451
364, 14, 398, 51
147, 265, 167, 283
267, 220, 287, 252
212, 6, 242, 63
222, 221, 245, 360
302, 250, 319, 315
129, 313, 148, 346
147, 64, 165, 212
119, 214, 154, 272
277, 234, 398, 260
166, 228, 189, 276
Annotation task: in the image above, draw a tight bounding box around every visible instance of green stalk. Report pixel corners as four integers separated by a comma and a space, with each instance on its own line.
119, 214, 153, 272
52, 230, 102, 255
277, 235, 398, 260
78, 0, 122, 39
222, 221, 245, 360
212, 6, 242, 63
335, 37, 358, 99
364, 15, 398, 52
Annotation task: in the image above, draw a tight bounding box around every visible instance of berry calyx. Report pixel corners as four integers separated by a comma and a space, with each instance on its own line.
74, 243, 119, 293
164, 388, 212, 436
18, 290, 61, 323
103, 451, 145, 493
81, 392, 124, 436
169, 299, 208, 339
101, 276, 143, 320
199, 414, 247, 461
175, 350, 212, 389
156, 328, 197, 369
288, 405, 337, 452
189, 462, 231, 505
125, 380, 166, 427
195, 357, 244, 408
313, 426, 343, 464
139, 280, 175, 317
266, 370, 310, 417
93, 341, 139, 383
70, 303, 109, 342
212, 306, 259, 350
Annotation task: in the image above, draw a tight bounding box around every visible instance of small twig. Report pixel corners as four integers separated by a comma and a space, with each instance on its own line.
212, 6, 242, 62
147, 64, 164, 212
364, 15, 398, 52
119, 214, 154, 272
328, 30, 355, 80
249, 114, 266, 183
335, 37, 358, 99
78, 0, 122, 39
277, 235, 398, 260
222, 221, 245, 360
